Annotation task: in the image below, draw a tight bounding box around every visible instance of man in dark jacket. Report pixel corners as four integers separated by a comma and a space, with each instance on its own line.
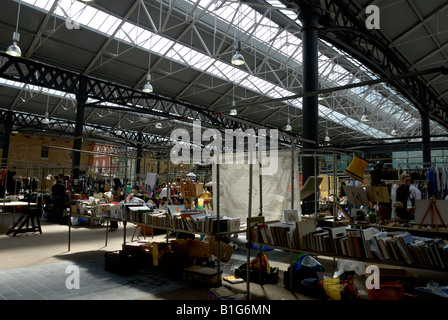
51, 179, 66, 223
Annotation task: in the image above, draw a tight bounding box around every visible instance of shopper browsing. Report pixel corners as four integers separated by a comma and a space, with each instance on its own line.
394, 173, 421, 220
50, 179, 66, 223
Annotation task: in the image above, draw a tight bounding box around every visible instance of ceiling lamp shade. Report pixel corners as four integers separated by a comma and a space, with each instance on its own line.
115, 124, 123, 136
7, 0, 22, 58
143, 82, 153, 93
229, 100, 237, 116
155, 122, 163, 128
142, 74, 153, 93
361, 114, 369, 122
41, 113, 50, 125
231, 41, 245, 66
6, 35, 21, 57
284, 123, 292, 131
391, 128, 398, 136
324, 134, 331, 142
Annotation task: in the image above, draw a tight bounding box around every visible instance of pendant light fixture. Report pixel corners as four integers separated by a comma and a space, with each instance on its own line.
229, 80, 237, 116
42, 94, 50, 125
231, 1, 245, 66
231, 41, 245, 66
391, 124, 398, 136
324, 120, 330, 141
6, 0, 22, 57
155, 122, 163, 128
229, 100, 237, 116
361, 108, 369, 122
115, 112, 123, 136
143, 36, 153, 93
143, 74, 153, 93
284, 105, 292, 131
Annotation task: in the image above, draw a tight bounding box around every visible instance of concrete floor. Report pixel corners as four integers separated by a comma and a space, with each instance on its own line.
0, 213, 447, 302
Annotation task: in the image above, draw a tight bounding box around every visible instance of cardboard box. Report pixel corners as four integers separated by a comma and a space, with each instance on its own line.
124, 241, 148, 254
170, 239, 210, 258
208, 237, 234, 262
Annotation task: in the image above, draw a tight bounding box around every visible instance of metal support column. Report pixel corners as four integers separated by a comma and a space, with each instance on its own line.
72, 76, 87, 182
297, 0, 322, 208
1, 111, 13, 169
421, 111, 431, 168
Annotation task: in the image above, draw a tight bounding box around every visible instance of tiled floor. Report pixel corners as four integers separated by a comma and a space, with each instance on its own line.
1, 217, 446, 301
0, 256, 193, 300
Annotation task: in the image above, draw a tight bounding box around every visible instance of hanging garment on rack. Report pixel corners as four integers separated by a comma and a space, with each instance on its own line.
426, 168, 438, 199
441, 167, 447, 198
390, 183, 398, 220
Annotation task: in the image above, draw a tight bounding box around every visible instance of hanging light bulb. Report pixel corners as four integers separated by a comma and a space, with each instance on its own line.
42, 112, 50, 125
115, 126, 123, 136
324, 130, 331, 142
284, 118, 292, 131
231, 41, 245, 66
229, 100, 237, 116
155, 122, 163, 128
6, 33, 21, 57
361, 108, 369, 122
143, 74, 153, 93
6, 1, 22, 57
391, 124, 398, 136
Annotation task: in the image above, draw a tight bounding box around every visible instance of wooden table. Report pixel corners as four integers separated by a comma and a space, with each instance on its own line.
1, 201, 40, 236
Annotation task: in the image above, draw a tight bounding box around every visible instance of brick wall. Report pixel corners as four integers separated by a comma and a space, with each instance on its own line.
1, 132, 94, 169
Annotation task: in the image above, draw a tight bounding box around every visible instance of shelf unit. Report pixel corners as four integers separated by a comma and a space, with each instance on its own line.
249, 219, 448, 274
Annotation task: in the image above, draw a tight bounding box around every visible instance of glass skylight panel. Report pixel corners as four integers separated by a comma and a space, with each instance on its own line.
20, 0, 431, 140
97, 15, 121, 35
87, 10, 109, 31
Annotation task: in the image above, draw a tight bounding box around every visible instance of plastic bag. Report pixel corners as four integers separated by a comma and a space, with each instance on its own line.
323, 276, 341, 300
291, 254, 325, 279
418, 281, 448, 298
249, 253, 271, 274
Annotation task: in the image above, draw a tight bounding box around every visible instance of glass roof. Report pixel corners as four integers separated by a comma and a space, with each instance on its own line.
16, 0, 445, 142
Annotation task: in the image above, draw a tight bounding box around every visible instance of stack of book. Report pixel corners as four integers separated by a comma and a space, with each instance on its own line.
169, 212, 242, 234
304, 227, 448, 269
146, 212, 171, 227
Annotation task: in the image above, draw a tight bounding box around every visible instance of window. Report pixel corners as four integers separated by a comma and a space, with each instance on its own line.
41, 146, 49, 158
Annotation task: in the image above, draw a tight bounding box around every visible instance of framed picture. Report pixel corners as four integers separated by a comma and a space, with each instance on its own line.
284, 209, 299, 224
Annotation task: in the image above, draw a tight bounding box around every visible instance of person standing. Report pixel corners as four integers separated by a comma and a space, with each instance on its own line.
110, 178, 122, 231
393, 173, 422, 220
51, 179, 66, 223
